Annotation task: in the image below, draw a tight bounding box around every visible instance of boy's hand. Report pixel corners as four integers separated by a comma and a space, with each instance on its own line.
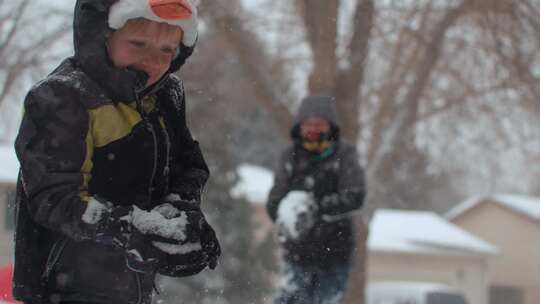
200, 221, 221, 269
83, 196, 132, 248
160, 201, 221, 270
125, 230, 162, 273
134, 199, 221, 272
154, 198, 221, 269
130, 204, 203, 243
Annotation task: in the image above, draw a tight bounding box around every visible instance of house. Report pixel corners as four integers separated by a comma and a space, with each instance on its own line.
0, 144, 18, 265
447, 194, 540, 304
368, 209, 498, 304
233, 164, 499, 304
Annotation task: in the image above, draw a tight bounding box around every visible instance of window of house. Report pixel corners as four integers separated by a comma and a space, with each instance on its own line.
427, 292, 468, 304
490, 286, 523, 304
5, 189, 16, 231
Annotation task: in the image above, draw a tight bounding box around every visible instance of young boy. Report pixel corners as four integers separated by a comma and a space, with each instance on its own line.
267, 96, 366, 304
13, 1, 220, 303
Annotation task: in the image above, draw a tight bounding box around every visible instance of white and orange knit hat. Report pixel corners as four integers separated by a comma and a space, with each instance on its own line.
108, 0, 198, 47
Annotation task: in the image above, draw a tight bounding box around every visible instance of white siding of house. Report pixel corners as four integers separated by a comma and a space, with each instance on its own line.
368, 252, 490, 304
451, 201, 540, 304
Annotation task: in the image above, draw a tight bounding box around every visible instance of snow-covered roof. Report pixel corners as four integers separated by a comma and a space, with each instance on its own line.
369, 209, 498, 256
230, 164, 274, 205
446, 194, 540, 222
0, 144, 18, 185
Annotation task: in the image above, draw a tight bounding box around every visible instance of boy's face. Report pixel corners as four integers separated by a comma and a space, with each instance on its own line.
300, 117, 330, 142
108, 19, 183, 88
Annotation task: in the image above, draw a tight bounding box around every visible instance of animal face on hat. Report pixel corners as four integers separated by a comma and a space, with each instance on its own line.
108, 0, 198, 47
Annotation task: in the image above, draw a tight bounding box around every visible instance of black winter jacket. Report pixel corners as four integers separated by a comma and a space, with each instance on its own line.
267, 96, 366, 268
13, 1, 207, 303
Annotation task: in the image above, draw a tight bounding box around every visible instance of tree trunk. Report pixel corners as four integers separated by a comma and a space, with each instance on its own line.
300, 2, 374, 304
297, 0, 339, 94
342, 219, 369, 304
335, 0, 374, 143
199, 0, 294, 137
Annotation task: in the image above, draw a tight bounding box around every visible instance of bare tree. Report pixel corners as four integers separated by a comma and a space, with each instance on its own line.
465, 1, 540, 194
0, 0, 71, 141
479, 1, 540, 113
196, 0, 540, 303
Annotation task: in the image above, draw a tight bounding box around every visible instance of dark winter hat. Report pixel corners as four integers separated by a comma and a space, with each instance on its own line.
290, 96, 341, 140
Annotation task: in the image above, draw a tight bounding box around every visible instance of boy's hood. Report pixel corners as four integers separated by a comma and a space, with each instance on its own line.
290, 96, 341, 140
73, 0, 195, 102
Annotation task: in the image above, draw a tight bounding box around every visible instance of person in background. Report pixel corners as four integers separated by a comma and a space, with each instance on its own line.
267, 96, 366, 304
13, 1, 220, 303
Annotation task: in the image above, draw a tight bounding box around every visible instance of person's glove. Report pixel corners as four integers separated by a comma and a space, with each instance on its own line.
131, 203, 203, 243
152, 224, 218, 277
276, 191, 318, 243
130, 199, 221, 276
125, 229, 162, 273
82, 196, 132, 248
200, 220, 221, 269
126, 203, 204, 274
154, 198, 221, 270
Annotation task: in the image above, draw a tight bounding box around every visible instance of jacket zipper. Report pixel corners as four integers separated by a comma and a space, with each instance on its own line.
135, 93, 158, 207
158, 106, 171, 196
163, 124, 171, 195
134, 271, 143, 304
42, 238, 68, 283
134, 72, 174, 206
147, 123, 159, 202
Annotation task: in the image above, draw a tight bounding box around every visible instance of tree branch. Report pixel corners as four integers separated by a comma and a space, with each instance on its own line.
0, 0, 30, 59
335, 0, 374, 142
300, 0, 339, 94
199, 0, 294, 137
368, 1, 467, 182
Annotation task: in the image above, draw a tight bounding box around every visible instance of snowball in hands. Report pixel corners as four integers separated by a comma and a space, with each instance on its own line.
131, 206, 189, 241
131, 205, 202, 255
276, 191, 317, 241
